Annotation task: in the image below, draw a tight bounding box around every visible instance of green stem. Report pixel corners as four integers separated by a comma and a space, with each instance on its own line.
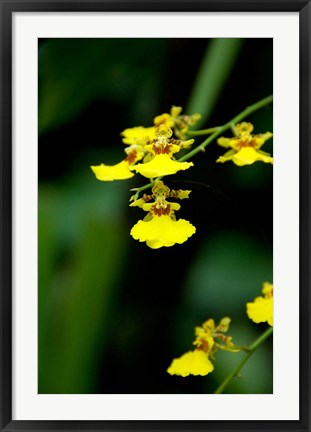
179, 94, 273, 163
130, 176, 164, 196
186, 126, 221, 136
214, 326, 273, 394
130, 94, 273, 198
230, 123, 239, 137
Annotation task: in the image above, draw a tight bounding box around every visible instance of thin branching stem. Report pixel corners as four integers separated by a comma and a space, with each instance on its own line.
130, 94, 273, 199
186, 126, 221, 136
214, 326, 273, 394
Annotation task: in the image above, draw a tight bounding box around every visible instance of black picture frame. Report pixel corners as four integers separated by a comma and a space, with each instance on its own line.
1, 1, 310, 431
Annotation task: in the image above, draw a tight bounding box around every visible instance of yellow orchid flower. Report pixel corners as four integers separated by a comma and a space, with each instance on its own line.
91, 145, 145, 181
167, 317, 239, 377
217, 122, 273, 166
131, 214, 195, 249
153, 112, 175, 128
131, 125, 194, 178
121, 126, 157, 146
130, 181, 195, 249
154, 106, 201, 139
131, 154, 193, 178
167, 350, 214, 377
91, 160, 134, 181
246, 282, 273, 326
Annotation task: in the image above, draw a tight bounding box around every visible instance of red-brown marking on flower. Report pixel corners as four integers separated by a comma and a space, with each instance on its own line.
215, 334, 229, 343
156, 118, 167, 126
152, 204, 171, 216
152, 144, 172, 155
142, 194, 153, 203
236, 139, 258, 149
125, 150, 137, 164
169, 189, 181, 198
170, 138, 181, 145
196, 339, 210, 353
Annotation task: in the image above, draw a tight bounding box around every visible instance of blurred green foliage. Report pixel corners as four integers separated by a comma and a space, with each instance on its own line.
184, 230, 273, 317
39, 174, 130, 393
186, 38, 243, 127
38, 38, 273, 394
39, 39, 166, 134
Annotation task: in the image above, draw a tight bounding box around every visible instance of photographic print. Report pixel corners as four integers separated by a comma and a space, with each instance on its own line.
38, 37, 273, 395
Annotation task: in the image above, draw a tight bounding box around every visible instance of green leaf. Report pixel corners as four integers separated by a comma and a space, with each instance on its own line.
186, 39, 243, 127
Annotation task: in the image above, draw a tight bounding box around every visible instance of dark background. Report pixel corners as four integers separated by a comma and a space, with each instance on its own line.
38, 38, 273, 394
